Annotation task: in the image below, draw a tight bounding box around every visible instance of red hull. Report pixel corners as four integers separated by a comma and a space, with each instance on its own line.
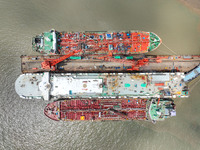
58, 31, 150, 55
44, 99, 148, 121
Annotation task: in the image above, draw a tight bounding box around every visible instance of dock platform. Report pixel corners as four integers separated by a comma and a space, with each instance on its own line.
21, 55, 200, 73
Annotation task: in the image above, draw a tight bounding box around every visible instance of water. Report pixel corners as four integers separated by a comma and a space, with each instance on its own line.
0, 0, 200, 149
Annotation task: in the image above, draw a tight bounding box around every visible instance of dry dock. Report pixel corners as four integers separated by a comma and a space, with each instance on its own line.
21, 55, 200, 73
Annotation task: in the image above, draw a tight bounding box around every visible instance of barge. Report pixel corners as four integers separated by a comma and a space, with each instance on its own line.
44, 98, 176, 123
184, 64, 200, 82
32, 29, 162, 55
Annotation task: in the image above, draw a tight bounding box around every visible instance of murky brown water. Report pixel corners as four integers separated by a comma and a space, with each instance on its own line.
0, 0, 200, 149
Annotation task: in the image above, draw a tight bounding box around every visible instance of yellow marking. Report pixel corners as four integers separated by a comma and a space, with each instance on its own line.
80, 116, 85, 120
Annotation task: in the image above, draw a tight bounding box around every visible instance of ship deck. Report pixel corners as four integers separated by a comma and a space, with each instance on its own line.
148, 99, 176, 122
33, 30, 161, 55
44, 98, 148, 121
58, 31, 151, 55
15, 72, 188, 101
44, 98, 175, 122
21, 55, 200, 73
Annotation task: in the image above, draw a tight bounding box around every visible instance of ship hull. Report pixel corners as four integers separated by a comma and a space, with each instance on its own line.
44, 98, 148, 121
15, 72, 189, 101
32, 30, 162, 55
44, 98, 176, 122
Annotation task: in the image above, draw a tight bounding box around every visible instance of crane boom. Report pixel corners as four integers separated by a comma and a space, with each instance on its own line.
97, 55, 150, 71
40, 49, 161, 71
41, 50, 82, 70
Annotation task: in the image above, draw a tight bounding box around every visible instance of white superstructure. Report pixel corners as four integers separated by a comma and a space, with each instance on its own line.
15, 72, 188, 101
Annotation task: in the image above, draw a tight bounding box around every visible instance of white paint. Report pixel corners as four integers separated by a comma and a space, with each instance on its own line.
51, 76, 103, 96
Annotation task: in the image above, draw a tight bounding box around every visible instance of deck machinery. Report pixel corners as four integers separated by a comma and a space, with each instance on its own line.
21, 55, 200, 73
15, 72, 189, 101
44, 98, 176, 123
14, 29, 200, 123
31, 29, 162, 71
32, 29, 162, 55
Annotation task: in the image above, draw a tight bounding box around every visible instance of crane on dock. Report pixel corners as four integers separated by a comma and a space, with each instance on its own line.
41, 50, 82, 71
40, 49, 161, 71
96, 53, 158, 71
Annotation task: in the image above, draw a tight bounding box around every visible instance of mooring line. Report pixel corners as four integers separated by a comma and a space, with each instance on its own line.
189, 77, 200, 92
162, 42, 177, 55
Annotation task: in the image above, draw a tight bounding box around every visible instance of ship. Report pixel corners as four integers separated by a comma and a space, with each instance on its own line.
20, 55, 200, 73
44, 98, 176, 123
15, 72, 188, 101
32, 29, 162, 55
184, 64, 200, 82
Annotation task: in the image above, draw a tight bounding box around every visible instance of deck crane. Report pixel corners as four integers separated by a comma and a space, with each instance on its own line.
40, 48, 161, 71
41, 50, 82, 71
157, 98, 160, 106
96, 53, 153, 71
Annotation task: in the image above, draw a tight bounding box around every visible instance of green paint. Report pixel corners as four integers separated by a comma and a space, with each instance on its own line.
114, 56, 121, 59
126, 56, 133, 59
44, 32, 54, 51
148, 32, 161, 51
113, 105, 120, 109
70, 56, 81, 59
125, 83, 131, 87
141, 83, 147, 87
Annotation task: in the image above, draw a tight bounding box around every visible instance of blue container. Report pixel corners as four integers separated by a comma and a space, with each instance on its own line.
69, 90, 72, 95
